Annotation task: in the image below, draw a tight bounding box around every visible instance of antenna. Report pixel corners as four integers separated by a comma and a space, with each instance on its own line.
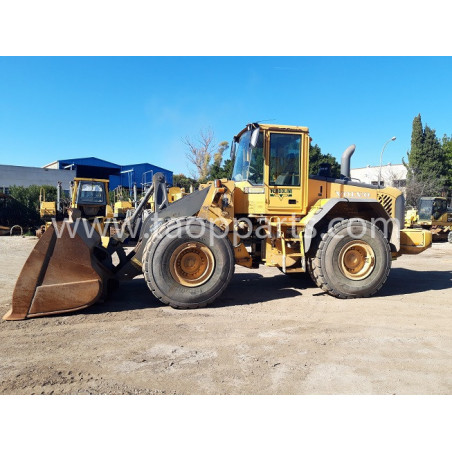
253, 118, 275, 124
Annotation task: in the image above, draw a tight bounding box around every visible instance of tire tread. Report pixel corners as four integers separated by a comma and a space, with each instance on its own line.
143, 216, 234, 309
309, 219, 391, 299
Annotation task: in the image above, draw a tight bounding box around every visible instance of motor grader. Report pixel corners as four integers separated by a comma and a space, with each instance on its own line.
3, 123, 432, 320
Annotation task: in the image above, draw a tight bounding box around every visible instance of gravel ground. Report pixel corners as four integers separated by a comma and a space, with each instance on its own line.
0, 236, 451, 394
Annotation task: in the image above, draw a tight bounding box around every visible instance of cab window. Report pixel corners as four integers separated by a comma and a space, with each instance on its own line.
231, 131, 264, 185
77, 181, 106, 204
248, 132, 264, 185
269, 133, 301, 186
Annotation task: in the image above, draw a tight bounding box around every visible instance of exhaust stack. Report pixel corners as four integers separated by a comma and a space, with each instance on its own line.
340, 144, 356, 180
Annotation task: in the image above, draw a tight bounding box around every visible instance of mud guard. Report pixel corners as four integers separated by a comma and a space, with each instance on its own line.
303, 198, 398, 254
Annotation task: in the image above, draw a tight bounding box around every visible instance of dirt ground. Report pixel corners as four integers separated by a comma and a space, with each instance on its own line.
0, 235, 451, 395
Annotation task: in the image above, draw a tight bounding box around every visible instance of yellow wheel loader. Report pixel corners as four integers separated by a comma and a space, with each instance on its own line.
405, 197, 452, 241
112, 185, 134, 220
3, 123, 432, 320
39, 186, 58, 221
36, 186, 59, 238
37, 178, 115, 239
68, 178, 114, 235
112, 185, 185, 223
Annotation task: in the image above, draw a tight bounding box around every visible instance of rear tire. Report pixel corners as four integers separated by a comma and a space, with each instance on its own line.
143, 217, 235, 308
310, 219, 391, 298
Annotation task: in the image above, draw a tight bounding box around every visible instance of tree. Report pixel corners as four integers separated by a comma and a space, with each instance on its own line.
183, 129, 217, 180
208, 158, 235, 180
404, 172, 445, 207
184, 131, 234, 181
213, 141, 229, 167
9, 184, 57, 213
208, 141, 231, 180
222, 158, 235, 179
442, 134, 452, 189
6, 185, 58, 228
410, 113, 424, 164
172, 173, 197, 192
404, 114, 448, 205
309, 143, 341, 178
422, 125, 447, 180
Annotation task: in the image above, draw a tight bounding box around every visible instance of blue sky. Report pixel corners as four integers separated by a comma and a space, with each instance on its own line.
0, 57, 451, 175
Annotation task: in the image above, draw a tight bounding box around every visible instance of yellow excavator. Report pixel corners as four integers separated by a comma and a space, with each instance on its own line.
4, 123, 432, 320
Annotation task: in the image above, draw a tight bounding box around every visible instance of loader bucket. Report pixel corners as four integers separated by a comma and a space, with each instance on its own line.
3, 221, 111, 320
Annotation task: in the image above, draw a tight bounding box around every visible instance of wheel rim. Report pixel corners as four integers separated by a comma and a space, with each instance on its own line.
169, 242, 215, 287
338, 240, 375, 280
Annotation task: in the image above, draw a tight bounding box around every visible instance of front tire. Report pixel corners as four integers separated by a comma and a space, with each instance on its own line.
143, 217, 235, 308
310, 219, 391, 298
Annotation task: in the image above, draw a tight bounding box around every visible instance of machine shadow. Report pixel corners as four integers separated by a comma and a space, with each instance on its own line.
84, 278, 161, 315
213, 272, 315, 308
83, 272, 316, 315
378, 268, 452, 297
81, 267, 450, 316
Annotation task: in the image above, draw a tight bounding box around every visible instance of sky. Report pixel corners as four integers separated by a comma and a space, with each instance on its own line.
1, 56, 452, 176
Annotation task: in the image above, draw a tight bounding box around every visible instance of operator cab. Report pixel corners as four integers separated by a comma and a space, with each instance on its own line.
231, 123, 302, 187
75, 179, 108, 218
231, 123, 309, 214
418, 197, 448, 221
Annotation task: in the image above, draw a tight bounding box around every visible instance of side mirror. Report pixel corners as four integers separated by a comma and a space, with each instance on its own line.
250, 127, 260, 148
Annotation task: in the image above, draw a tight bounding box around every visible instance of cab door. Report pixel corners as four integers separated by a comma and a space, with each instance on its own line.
266, 131, 306, 214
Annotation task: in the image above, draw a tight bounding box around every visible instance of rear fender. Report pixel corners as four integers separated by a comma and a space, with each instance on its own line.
303, 199, 399, 254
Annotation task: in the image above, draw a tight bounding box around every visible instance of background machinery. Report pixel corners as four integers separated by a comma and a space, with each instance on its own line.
112, 184, 185, 220
39, 178, 187, 239
112, 185, 134, 220
37, 177, 114, 239
405, 196, 452, 243
36, 184, 63, 237
4, 123, 432, 320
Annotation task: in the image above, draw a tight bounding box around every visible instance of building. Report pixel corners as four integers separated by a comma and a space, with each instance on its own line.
43, 157, 173, 191
0, 155, 173, 196
44, 157, 121, 181
350, 163, 407, 193
0, 164, 76, 195
110, 163, 173, 191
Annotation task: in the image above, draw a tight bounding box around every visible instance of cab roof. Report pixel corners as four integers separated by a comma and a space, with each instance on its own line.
75, 177, 110, 183
235, 123, 309, 140
258, 123, 309, 132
